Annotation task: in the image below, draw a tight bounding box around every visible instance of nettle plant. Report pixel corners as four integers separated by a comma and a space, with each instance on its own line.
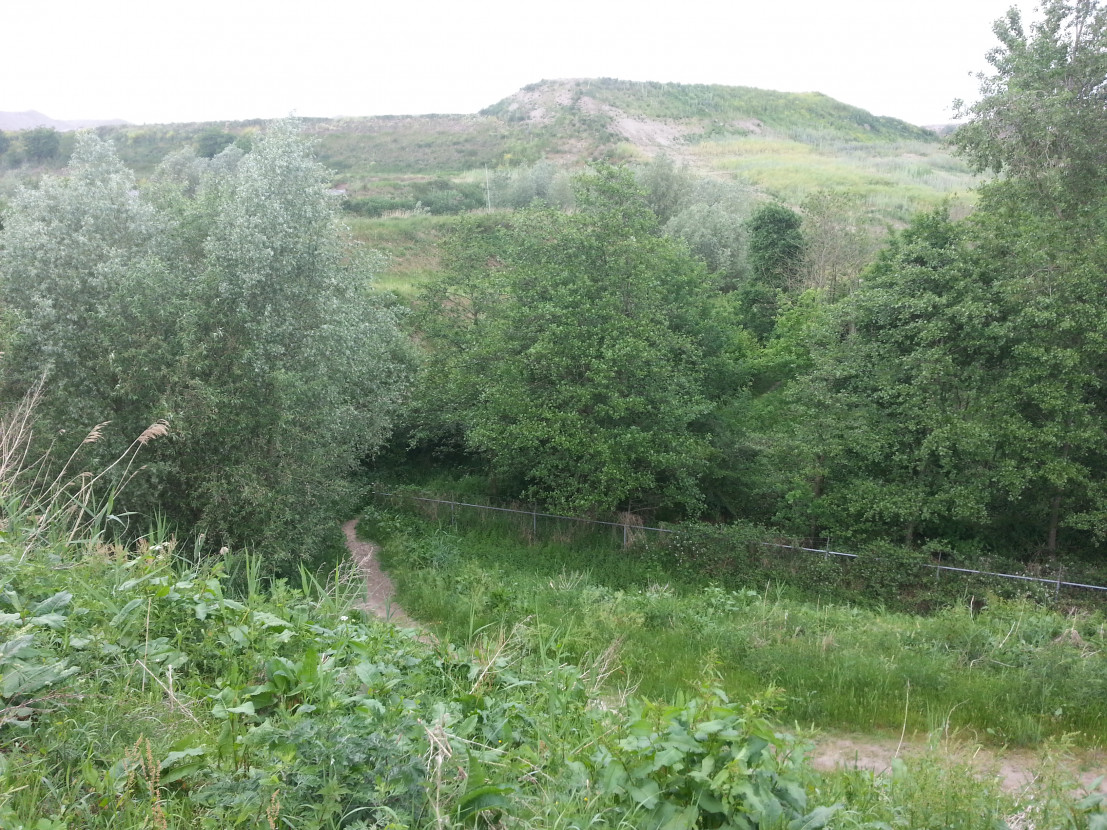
587, 684, 833, 830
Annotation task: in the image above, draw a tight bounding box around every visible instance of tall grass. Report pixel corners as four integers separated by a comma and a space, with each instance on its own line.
367, 506, 1107, 748
0, 385, 169, 557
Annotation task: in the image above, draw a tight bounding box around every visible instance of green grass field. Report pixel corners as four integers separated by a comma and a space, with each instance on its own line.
365, 503, 1107, 750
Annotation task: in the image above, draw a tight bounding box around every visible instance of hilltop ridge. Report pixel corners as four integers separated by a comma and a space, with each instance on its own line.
484, 78, 937, 146
3, 79, 973, 223
0, 109, 128, 132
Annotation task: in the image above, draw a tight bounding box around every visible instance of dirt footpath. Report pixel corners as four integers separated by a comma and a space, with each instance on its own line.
342, 519, 421, 631
809, 731, 1106, 796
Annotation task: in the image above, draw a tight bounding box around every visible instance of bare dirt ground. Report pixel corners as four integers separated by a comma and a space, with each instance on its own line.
342, 521, 1104, 795
342, 519, 422, 631
809, 731, 1106, 796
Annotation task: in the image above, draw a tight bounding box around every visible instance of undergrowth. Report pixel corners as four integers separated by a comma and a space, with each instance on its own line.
365, 506, 1107, 750
2, 407, 1104, 827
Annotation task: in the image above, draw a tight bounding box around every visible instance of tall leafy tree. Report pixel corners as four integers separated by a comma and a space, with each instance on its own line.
414, 166, 720, 515
1, 125, 411, 568
166, 122, 412, 559
953, 0, 1107, 220
0, 133, 165, 448
954, 0, 1107, 553
739, 203, 805, 339
20, 127, 60, 164
774, 211, 1018, 547
795, 190, 874, 301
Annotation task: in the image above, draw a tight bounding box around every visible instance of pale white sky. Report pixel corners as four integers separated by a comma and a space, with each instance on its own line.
4, 0, 1027, 127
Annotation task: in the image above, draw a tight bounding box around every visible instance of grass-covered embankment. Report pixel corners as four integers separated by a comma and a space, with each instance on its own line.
5, 499, 1107, 828
366, 505, 1107, 749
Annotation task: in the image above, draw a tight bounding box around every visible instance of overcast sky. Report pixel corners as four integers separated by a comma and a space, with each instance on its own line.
4, 0, 1028, 127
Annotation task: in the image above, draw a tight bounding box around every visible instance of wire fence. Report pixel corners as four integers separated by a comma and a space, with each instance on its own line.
373, 490, 1107, 602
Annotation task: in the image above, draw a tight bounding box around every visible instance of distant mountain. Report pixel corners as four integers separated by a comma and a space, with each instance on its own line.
0, 110, 129, 132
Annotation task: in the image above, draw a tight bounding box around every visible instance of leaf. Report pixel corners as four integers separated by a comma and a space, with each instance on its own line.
0, 662, 78, 698
251, 611, 292, 629
627, 778, 661, 809
158, 748, 205, 787
30, 591, 72, 615
788, 805, 841, 830
298, 648, 320, 685
0, 635, 34, 659
456, 784, 513, 822
659, 804, 699, 830
29, 614, 66, 630
694, 718, 729, 738
110, 598, 145, 628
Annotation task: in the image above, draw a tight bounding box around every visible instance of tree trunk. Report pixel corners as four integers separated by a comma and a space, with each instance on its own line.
1046, 492, 1062, 555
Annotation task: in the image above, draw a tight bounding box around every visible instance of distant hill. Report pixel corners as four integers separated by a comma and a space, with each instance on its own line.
483, 78, 936, 144
0, 110, 129, 132
3, 80, 976, 225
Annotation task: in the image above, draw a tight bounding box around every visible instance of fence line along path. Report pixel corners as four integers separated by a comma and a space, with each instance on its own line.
373, 491, 1107, 599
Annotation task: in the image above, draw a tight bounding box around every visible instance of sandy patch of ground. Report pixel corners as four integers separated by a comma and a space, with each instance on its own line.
342, 518, 424, 633
810, 731, 1106, 796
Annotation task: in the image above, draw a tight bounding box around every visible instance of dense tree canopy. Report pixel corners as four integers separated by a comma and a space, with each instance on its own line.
0, 123, 411, 568
414, 166, 727, 515
954, 0, 1107, 219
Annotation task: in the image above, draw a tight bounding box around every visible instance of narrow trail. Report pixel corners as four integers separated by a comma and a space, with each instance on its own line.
809, 732, 1106, 796
342, 519, 423, 633
341, 520, 1104, 796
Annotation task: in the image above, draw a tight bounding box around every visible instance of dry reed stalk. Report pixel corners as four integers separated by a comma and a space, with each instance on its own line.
422, 711, 456, 830
267, 789, 282, 830
119, 735, 168, 830
617, 510, 645, 547
0, 381, 45, 499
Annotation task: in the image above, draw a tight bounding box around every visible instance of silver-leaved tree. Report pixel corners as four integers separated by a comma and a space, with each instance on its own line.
0, 122, 411, 570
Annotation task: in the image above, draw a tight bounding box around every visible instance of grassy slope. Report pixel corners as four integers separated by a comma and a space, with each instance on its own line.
367, 504, 1107, 750
3, 79, 975, 225
5, 514, 1103, 830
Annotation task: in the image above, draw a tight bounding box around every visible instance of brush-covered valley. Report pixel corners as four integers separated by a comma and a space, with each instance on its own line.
3, 4, 1107, 828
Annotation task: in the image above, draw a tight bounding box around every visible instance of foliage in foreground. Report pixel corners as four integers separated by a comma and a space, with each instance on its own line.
2, 474, 1106, 829
0, 532, 832, 830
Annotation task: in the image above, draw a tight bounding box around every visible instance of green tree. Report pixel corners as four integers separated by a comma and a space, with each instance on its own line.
414, 166, 720, 514
796, 190, 874, 300
20, 127, 60, 163
167, 122, 411, 561
738, 203, 805, 339
0, 133, 164, 447
953, 0, 1107, 221
0, 124, 411, 569
952, 0, 1107, 554
779, 211, 1017, 547
0, 131, 10, 158
637, 152, 694, 224
195, 127, 237, 159
746, 203, 804, 290
664, 178, 755, 288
